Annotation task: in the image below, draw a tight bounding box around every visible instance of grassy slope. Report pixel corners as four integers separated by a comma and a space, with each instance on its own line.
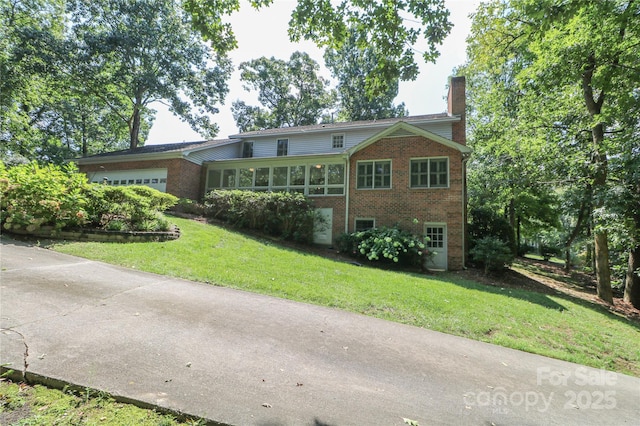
51, 217, 640, 376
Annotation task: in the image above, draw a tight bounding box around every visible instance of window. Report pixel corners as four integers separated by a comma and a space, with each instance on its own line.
355, 219, 375, 231
357, 160, 391, 189
309, 164, 326, 195
411, 158, 449, 188
242, 141, 253, 158
128, 179, 135, 184
255, 167, 270, 187
332, 134, 344, 149
277, 139, 288, 156
222, 169, 236, 187
135, 179, 142, 184
273, 166, 288, 187
239, 168, 253, 188
143, 178, 150, 184
425, 226, 445, 249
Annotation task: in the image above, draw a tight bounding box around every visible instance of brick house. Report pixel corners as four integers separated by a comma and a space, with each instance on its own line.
77, 77, 470, 270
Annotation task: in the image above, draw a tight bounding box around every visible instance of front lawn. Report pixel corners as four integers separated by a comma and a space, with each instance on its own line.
50, 217, 640, 376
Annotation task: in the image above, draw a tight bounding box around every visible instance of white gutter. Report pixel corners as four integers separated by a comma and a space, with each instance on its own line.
344, 152, 351, 234
462, 152, 471, 269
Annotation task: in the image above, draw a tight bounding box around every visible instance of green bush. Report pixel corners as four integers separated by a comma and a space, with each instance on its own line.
340, 226, 428, 268
469, 236, 514, 275
203, 189, 316, 243
1, 161, 178, 234
1, 161, 91, 232
86, 185, 178, 232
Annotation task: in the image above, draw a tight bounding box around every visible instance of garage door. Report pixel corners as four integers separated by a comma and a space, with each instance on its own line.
88, 168, 168, 192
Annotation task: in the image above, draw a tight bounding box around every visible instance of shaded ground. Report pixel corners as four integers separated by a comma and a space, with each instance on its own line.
453, 258, 640, 324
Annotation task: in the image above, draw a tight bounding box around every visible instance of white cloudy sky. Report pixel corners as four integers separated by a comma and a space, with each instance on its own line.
146, 0, 480, 145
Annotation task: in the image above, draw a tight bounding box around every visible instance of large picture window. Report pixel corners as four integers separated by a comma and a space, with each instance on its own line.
357, 160, 391, 189
410, 158, 449, 188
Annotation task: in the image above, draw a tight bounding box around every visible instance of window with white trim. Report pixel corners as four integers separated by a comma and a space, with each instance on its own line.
332, 134, 344, 149
277, 139, 288, 156
242, 141, 253, 158
410, 158, 449, 188
357, 160, 391, 189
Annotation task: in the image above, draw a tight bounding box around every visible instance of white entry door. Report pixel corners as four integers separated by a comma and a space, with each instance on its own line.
313, 208, 333, 245
424, 223, 447, 270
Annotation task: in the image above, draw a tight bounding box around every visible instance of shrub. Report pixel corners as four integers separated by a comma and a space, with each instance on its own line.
1, 161, 91, 232
1, 161, 178, 234
87, 185, 178, 232
203, 189, 316, 243
468, 207, 515, 253
469, 236, 514, 275
341, 226, 428, 268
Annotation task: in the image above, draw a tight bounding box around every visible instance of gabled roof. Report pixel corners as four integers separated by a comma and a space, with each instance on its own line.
228, 114, 457, 139
75, 139, 238, 165
347, 121, 472, 156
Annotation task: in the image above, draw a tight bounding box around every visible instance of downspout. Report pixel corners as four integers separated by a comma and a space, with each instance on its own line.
344, 153, 351, 234
462, 152, 471, 269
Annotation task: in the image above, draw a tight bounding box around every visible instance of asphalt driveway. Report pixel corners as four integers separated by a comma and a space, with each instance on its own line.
1, 238, 639, 425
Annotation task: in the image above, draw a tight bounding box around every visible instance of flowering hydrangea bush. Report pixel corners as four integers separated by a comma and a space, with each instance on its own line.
338, 225, 430, 268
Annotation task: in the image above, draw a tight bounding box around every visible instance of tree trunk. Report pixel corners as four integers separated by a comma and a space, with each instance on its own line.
624, 183, 640, 308
129, 107, 141, 150
624, 245, 640, 309
582, 56, 612, 303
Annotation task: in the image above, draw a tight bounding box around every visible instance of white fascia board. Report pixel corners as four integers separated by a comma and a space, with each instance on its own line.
74, 151, 188, 166
347, 121, 472, 156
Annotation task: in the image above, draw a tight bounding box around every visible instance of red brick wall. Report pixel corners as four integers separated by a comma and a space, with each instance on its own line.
348, 136, 466, 270
448, 76, 466, 145
79, 159, 202, 200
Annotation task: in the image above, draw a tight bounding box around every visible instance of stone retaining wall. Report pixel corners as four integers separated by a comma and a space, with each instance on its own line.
7, 226, 180, 243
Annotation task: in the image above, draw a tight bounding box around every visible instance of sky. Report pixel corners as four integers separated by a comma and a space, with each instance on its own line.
145, 0, 480, 145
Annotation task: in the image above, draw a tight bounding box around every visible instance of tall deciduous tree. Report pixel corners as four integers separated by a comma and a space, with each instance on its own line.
463, 0, 640, 304
232, 52, 335, 131
324, 29, 407, 122
69, 0, 233, 149
184, 0, 452, 98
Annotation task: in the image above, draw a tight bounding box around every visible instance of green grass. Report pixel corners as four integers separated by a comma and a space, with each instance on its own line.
49, 217, 640, 377
0, 380, 200, 425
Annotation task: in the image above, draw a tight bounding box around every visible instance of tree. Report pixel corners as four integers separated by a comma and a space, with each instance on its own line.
463, 0, 640, 304
69, 0, 233, 149
184, 0, 452, 98
232, 52, 335, 131
0, 0, 68, 163
324, 28, 407, 122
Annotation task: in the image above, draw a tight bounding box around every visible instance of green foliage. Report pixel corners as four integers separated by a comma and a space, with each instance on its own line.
339, 226, 427, 268
0, 161, 177, 233
469, 236, 514, 275
468, 207, 515, 250
1, 161, 91, 231
204, 189, 316, 243
324, 28, 408, 121
87, 185, 177, 232
232, 52, 336, 131
183, 0, 452, 99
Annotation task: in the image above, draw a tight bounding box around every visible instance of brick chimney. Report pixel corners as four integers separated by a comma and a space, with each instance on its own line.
447, 76, 466, 145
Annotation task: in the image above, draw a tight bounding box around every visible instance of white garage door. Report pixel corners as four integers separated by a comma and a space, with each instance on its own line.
88, 168, 168, 192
